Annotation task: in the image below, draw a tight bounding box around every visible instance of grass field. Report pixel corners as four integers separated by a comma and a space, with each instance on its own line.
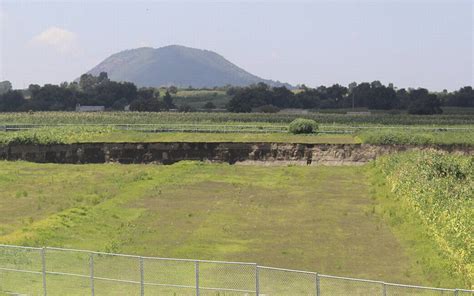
0, 160, 466, 291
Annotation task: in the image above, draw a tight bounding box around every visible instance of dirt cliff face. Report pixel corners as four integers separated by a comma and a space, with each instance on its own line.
0, 143, 472, 165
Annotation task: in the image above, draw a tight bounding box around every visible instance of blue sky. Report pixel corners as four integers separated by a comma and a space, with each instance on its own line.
0, 0, 472, 90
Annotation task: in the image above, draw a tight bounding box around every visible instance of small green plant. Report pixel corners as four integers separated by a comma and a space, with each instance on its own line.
288, 118, 319, 134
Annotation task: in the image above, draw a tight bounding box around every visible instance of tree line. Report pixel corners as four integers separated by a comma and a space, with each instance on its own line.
226, 82, 474, 114
0, 73, 175, 112
0, 75, 472, 114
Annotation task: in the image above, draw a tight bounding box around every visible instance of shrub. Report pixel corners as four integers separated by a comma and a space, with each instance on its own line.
288, 118, 318, 134
357, 130, 435, 145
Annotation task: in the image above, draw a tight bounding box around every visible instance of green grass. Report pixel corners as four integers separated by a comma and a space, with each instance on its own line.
356, 129, 474, 145
0, 127, 358, 145
69, 131, 357, 144
370, 152, 473, 288
0, 160, 468, 292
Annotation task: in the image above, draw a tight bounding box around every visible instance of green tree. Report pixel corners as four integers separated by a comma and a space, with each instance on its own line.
163, 91, 175, 110
0, 90, 26, 111
408, 88, 442, 115
168, 86, 178, 94
0, 81, 12, 95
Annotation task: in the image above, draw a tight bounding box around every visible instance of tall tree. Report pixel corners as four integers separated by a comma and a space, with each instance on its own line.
163, 91, 175, 110
0, 81, 12, 95
408, 88, 442, 115
0, 90, 25, 111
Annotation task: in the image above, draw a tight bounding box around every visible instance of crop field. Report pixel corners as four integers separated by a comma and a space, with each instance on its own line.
0, 157, 471, 291
0, 111, 473, 146
1, 111, 474, 126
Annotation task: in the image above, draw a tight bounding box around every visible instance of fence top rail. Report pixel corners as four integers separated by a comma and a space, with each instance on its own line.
319, 274, 459, 292
0, 244, 42, 250
258, 266, 317, 275
45, 246, 142, 259
384, 282, 456, 292
318, 274, 385, 285
1, 244, 473, 293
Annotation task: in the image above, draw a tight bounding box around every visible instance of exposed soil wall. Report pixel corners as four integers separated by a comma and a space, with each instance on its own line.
0, 143, 472, 165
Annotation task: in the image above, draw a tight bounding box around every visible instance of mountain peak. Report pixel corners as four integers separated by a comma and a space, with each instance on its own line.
86, 45, 291, 88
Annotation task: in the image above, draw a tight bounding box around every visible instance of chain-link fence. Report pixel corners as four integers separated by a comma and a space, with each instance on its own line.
0, 244, 472, 295
4, 123, 472, 134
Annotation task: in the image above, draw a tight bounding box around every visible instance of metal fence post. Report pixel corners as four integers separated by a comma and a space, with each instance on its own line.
195, 261, 200, 296
316, 273, 320, 296
89, 254, 94, 296
41, 247, 47, 296
382, 282, 386, 296
454, 289, 459, 296
139, 257, 145, 296
255, 264, 259, 296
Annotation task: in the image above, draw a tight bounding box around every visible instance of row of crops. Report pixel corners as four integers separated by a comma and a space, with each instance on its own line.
1, 126, 474, 145
1, 111, 474, 126
375, 152, 473, 288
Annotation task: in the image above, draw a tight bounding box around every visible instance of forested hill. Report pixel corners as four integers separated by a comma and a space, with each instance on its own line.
85, 45, 291, 88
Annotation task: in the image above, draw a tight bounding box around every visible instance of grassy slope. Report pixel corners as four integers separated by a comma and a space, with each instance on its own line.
367, 166, 467, 289
0, 161, 465, 289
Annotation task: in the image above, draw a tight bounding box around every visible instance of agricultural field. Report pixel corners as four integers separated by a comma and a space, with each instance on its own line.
0, 111, 472, 294
2, 126, 474, 146
1, 111, 474, 126
0, 157, 470, 290
0, 111, 473, 146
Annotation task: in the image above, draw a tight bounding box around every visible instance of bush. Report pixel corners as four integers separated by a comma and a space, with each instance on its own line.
357, 130, 435, 145
288, 118, 318, 134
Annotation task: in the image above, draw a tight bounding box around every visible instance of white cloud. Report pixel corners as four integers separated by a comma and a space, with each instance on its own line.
30, 27, 80, 54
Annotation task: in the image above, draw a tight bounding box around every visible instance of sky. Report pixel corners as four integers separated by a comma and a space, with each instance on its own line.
0, 0, 472, 91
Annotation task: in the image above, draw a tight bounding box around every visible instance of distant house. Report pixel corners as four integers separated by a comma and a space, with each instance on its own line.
75, 104, 105, 112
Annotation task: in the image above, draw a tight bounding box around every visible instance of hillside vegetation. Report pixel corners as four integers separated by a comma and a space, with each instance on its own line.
372, 152, 473, 288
